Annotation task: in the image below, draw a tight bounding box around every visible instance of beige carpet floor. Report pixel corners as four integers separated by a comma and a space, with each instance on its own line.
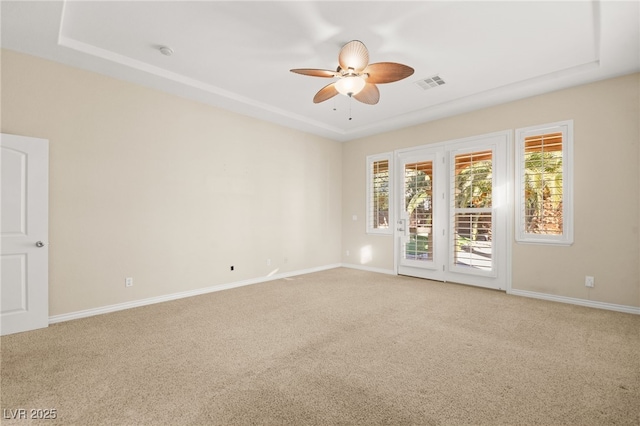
1, 268, 639, 425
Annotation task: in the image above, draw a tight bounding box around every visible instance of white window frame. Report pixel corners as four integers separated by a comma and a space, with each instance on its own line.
366, 152, 393, 235
515, 120, 574, 245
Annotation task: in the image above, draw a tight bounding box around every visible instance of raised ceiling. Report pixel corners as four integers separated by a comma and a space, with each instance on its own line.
2, 1, 639, 142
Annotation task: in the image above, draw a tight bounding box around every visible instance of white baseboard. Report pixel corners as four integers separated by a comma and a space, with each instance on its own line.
49, 263, 342, 324
508, 289, 640, 315
50, 265, 638, 325
340, 263, 396, 275
341, 265, 639, 315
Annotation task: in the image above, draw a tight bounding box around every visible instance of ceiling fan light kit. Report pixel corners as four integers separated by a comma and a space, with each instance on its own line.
335, 75, 367, 96
291, 40, 414, 106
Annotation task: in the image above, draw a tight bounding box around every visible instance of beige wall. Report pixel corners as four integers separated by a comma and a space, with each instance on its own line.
2, 48, 639, 315
1, 50, 342, 316
342, 73, 640, 308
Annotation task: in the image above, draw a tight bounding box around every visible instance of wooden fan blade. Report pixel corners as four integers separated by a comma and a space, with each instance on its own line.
353, 83, 380, 105
365, 62, 415, 84
338, 40, 369, 73
290, 68, 338, 78
313, 82, 339, 103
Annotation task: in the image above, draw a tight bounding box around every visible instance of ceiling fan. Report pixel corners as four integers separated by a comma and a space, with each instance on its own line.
290, 40, 414, 105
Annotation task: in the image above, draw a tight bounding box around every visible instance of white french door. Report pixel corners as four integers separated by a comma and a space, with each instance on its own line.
395, 131, 511, 290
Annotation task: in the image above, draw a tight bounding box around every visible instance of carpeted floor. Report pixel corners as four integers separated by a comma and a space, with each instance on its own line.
1, 268, 639, 425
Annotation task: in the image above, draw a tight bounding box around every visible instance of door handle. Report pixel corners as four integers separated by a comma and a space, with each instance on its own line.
35, 241, 45, 248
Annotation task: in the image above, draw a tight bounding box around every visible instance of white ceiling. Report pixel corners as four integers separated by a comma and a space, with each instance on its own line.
2, 1, 639, 142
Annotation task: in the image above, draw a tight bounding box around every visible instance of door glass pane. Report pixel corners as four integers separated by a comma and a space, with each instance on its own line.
404, 161, 433, 261
453, 151, 493, 271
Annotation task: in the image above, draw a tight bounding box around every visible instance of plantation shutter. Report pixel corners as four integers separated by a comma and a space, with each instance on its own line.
367, 156, 392, 234
451, 149, 494, 272
523, 132, 563, 235
516, 121, 573, 245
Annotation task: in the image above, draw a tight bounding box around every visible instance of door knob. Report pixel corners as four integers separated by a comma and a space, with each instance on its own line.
35, 241, 45, 247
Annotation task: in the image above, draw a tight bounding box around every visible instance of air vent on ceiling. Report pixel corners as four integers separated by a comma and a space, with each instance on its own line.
415, 75, 446, 91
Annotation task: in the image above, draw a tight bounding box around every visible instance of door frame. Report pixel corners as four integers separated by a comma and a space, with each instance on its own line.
393, 130, 513, 291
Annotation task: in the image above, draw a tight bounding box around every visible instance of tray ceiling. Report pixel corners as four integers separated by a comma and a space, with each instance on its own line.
2, 1, 639, 141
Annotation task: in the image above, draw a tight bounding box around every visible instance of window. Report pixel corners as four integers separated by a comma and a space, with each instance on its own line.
515, 120, 573, 245
367, 153, 393, 234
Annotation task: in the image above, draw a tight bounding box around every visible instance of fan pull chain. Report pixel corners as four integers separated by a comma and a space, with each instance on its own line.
349, 97, 353, 121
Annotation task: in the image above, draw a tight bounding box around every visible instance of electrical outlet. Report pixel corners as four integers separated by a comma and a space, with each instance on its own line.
585, 276, 595, 288
266, 259, 271, 266
346, 250, 350, 256
125, 277, 133, 287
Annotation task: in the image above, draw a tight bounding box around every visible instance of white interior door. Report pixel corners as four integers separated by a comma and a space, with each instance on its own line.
1, 133, 49, 335
396, 132, 511, 290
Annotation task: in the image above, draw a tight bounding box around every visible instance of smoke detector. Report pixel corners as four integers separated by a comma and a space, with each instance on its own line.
159, 46, 174, 56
